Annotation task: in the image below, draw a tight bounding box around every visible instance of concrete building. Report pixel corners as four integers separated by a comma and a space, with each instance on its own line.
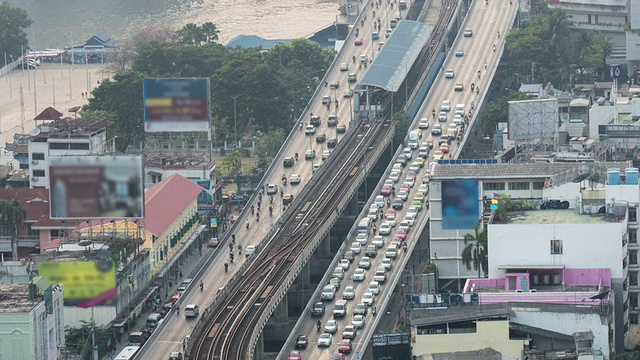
0, 280, 65, 360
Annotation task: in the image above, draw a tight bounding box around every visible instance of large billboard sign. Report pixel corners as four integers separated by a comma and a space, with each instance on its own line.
442, 180, 480, 230
507, 98, 558, 141
39, 261, 116, 307
143, 78, 211, 132
372, 333, 412, 360
49, 156, 144, 219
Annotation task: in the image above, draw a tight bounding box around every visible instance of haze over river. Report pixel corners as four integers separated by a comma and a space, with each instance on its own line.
8, 0, 339, 49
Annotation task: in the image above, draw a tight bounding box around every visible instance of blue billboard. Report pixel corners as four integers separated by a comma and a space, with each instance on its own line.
441, 180, 480, 229
143, 78, 211, 132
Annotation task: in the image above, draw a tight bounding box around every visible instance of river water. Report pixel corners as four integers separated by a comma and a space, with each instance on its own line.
8, 0, 339, 49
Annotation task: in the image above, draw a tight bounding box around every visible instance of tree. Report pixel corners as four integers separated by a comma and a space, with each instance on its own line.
0, 199, 26, 260
461, 223, 488, 278
255, 129, 287, 158
174, 22, 220, 46
477, 92, 531, 136
200, 22, 220, 43
0, 1, 32, 66
393, 111, 411, 148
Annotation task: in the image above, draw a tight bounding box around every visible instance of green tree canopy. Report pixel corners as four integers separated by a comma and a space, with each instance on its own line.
0, 1, 32, 66
461, 223, 488, 278
0, 199, 26, 260
174, 22, 221, 46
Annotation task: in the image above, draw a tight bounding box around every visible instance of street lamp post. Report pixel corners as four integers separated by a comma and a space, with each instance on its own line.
232, 96, 238, 147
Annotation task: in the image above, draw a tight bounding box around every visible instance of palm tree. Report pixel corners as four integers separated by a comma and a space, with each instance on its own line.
461, 223, 488, 278
546, 8, 572, 53
0, 200, 26, 260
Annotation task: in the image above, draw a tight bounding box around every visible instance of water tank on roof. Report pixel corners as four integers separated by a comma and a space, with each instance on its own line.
608, 168, 621, 185
597, 97, 606, 105
626, 168, 639, 185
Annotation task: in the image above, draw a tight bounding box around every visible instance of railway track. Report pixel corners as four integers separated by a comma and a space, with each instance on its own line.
192, 117, 394, 360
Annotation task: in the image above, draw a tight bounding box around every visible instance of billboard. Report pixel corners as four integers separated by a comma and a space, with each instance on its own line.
372, 333, 412, 360
442, 180, 480, 230
49, 156, 144, 219
507, 98, 558, 141
143, 78, 211, 132
39, 261, 116, 307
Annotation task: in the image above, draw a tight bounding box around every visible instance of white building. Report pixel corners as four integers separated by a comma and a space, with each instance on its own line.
0, 280, 65, 360
28, 117, 115, 189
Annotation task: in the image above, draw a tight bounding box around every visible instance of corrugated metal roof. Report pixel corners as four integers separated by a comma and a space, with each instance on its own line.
357, 20, 432, 92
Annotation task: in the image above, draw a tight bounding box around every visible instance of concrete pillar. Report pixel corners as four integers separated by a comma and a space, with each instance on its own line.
254, 331, 264, 360
272, 292, 288, 322
317, 232, 332, 258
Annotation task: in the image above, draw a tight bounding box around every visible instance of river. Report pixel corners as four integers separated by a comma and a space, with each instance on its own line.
7, 0, 340, 49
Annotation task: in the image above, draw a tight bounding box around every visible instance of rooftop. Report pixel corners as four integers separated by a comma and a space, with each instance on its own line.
32, 117, 111, 139
0, 284, 43, 312
505, 209, 619, 224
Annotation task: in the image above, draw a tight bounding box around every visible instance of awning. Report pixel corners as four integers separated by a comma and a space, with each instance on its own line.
156, 225, 205, 278
498, 264, 565, 270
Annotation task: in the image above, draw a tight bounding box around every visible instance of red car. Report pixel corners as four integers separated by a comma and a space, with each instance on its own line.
385, 209, 396, 219
381, 184, 393, 196
338, 339, 352, 354
331, 353, 346, 360
400, 185, 410, 194
395, 227, 409, 241
170, 293, 181, 304
440, 144, 450, 153
354, 38, 364, 46
288, 350, 302, 360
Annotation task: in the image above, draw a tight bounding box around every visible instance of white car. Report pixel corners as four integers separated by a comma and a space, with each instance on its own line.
417, 184, 429, 195
385, 215, 397, 227
343, 285, 356, 300
305, 125, 316, 135
333, 266, 345, 279
441, 100, 451, 111
350, 242, 362, 254
266, 183, 278, 194
358, 256, 371, 269
367, 208, 378, 221
403, 178, 415, 188
418, 118, 430, 129
402, 147, 413, 160
340, 62, 349, 71
321, 285, 336, 300
184, 304, 199, 318
372, 235, 385, 248
368, 281, 381, 295
379, 223, 392, 235
438, 111, 447, 122
356, 233, 368, 245
374, 195, 385, 208
362, 292, 375, 306
397, 190, 408, 201
290, 173, 301, 184
352, 314, 366, 329
445, 68, 454, 78
374, 268, 387, 283
384, 178, 395, 187
352, 268, 366, 281
324, 320, 338, 334
338, 259, 350, 271
322, 150, 331, 160
385, 247, 398, 258
318, 333, 332, 347
403, 213, 416, 226
246, 245, 256, 256
381, 258, 393, 270
389, 171, 401, 182
399, 220, 412, 229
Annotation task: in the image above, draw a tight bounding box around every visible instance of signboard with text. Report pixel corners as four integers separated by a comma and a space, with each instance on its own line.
143, 78, 211, 132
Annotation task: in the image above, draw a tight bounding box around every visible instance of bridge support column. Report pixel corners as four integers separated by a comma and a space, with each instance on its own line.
316, 231, 332, 258
254, 331, 264, 360
272, 292, 289, 321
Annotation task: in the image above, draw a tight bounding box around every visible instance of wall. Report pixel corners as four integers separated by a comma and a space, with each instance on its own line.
64, 306, 116, 328
488, 222, 625, 279
151, 198, 198, 273
413, 320, 525, 359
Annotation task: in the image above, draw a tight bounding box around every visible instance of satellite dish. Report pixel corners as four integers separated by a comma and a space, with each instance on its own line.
30, 127, 41, 136
573, 173, 590, 183
68, 106, 81, 113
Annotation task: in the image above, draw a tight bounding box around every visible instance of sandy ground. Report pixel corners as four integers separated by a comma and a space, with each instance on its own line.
0, 63, 105, 147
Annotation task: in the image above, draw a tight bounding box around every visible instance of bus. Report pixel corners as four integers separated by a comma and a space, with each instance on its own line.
115, 346, 141, 360
357, 217, 372, 234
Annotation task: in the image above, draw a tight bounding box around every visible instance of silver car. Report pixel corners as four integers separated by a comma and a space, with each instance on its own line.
318, 333, 332, 347
352, 314, 366, 329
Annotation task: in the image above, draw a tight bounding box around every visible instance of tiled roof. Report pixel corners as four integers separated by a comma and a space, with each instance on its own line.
432, 161, 632, 180
0, 189, 70, 228
143, 174, 203, 236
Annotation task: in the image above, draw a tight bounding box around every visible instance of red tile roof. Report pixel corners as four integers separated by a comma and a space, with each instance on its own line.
0, 188, 50, 222
143, 174, 203, 236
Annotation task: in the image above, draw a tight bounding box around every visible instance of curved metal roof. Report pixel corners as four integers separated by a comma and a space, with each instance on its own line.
358, 20, 432, 92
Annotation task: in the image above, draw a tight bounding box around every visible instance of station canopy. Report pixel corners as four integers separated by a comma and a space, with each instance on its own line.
358, 21, 432, 92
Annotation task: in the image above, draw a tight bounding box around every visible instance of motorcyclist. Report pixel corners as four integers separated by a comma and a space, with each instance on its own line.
200, 281, 204, 291
493, 44, 496, 52
478, 70, 481, 79
352, 55, 356, 63
317, 320, 322, 331
432, 109, 436, 118
295, 152, 299, 161
269, 206, 273, 215
476, 87, 480, 94
224, 263, 228, 272
471, 101, 474, 110
471, 83, 475, 91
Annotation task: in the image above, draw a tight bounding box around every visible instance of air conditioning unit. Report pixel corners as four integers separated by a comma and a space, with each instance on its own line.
31, 160, 39, 165
31, 177, 39, 181
515, 289, 523, 293
529, 289, 537, 293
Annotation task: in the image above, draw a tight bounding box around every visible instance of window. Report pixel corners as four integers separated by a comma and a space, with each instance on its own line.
49, 143, 68, 150
632, 273, 639, 286
550, 239, 563, 254
632, 315, 639, 325
587, 14, 592, 24
509, 182, 530, 190
631, 208, 638, 222
69, 143, 89, 150
533, 181, 545, 190
631, 251, 638, 265
33, 170, 45, 177
631, 230, 638, 244
483, 182, 505, 191
32, 153, 45, 160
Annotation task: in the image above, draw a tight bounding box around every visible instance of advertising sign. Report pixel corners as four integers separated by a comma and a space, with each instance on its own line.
442, 180, 480, 229
49, 156, 144, 219
39, 261, 116, 307
143, 78, 211, 132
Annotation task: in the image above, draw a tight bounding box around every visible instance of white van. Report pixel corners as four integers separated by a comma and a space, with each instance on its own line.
455, 103, 465, 116
333, 300, 348, 318
357, 217, 372, 234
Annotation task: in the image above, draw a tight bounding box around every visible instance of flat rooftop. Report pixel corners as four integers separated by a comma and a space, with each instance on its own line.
506, 209, 620, 224
0, 284, 42, 312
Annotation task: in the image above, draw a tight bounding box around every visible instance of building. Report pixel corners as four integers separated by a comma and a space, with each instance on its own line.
28, 117, 115, 189
0, 280, 65, 360
66, 33, 118, 62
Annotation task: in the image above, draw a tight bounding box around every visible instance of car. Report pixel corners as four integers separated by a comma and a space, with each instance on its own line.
324, 319, 338, 334
354, 38, 364, 45
283, 193, 294, 205
399, 220, 411, 229
245, 245, 256, 256
343, 285, 356, 300
343, 250, 355, 262
397, 190, 408, 201
453, 114, 464, 125
331, 354, 346, 360
316, 133, 326, 143
184, 304, 199, 318
207, 237, 220, 248
310, 115, 321, 126
440, 143, 450, 153
340, 62, 349, 71
379, 223, 392, 235
318, 333, 333, 347
372, 235, 385, 248
333, 266, 345, 279
288, 350, 302, 360
176, 286, 187, 295
343, 325, 358, 339
295, 335, 309, 349
305, 149, 316, 160
290, 173, 301, 184
374, 195, 385, 208
432, 150, 444, 160
417, 184, 429, 195
354, 302, 368, 315
266, 183, 278, 194
327, 138, 338, 148
362, 292, 375, 306
438, 111, 447, 122
343, 88, 353, 98
418, 118, 430, 129
407, 206, 419, 216
350, 242, 362, 254
304, 125, 316, 135
445, 68, 455, 79
385, 247, 398, 258
365, 245, 378, 257
352, 268, 366, 281
338, 258, 350, 271
329, 277, 341, 291
378, 41, 385, 50
352, 314, 366, 329
385, 28, 393, 38
464, 27, 473, 37
381, 184, 393, 196
311, 301, 325, 316
330, 80, 340, 89
322, 150, 332, 160
283, 157, 295, 168
337, 124, 347, 133
368, 281, 381, 295
403, 177, 415, 188
409, 160, 420, 171
414, 193, 425, 203
367, 208, 378, 221
358, 256, 371, 269
313, 163, 321, 173
372, 31, 380, 40
381, 258, 393, 270
338, 339, 353, 354
397, 154, 408, 165
374, 268, 387, 283
354, 233, 367, 246
395, 227, 408, 241
455, 82, 464, 91
348, 73, 357, 83
455, 49, 464, 57
321, 285, 337, 300
441, 100, 451, 111
385, 215, 397, 227
402, 147, 413, 160
419, 148, 429, 159
392, 199, 404, 210
388, 171, 401, 183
